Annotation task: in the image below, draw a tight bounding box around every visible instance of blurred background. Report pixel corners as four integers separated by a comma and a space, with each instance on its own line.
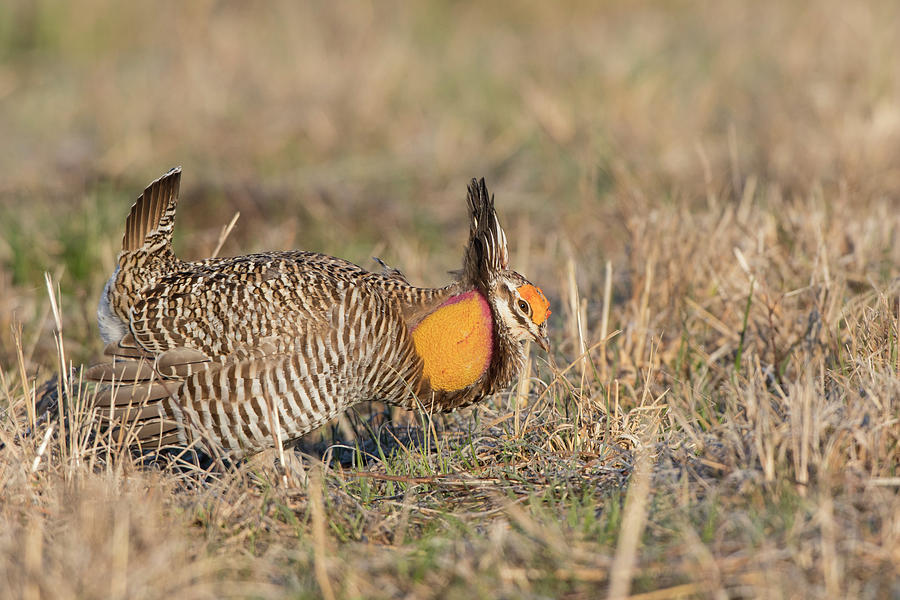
1, 0, 899, 365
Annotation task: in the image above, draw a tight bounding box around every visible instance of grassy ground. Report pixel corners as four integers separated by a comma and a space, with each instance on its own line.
2, 1, 900, 598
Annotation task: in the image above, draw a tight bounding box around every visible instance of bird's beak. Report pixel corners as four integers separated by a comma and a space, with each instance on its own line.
535, 334, 550, 353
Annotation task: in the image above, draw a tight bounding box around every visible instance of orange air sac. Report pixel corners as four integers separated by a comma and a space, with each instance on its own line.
412, 291, 493, 391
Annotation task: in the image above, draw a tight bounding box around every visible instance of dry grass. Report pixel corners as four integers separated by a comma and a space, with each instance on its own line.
2, 0, 900, 598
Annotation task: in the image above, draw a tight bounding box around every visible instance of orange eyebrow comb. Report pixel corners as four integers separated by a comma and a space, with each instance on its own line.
518, 284, 551, 325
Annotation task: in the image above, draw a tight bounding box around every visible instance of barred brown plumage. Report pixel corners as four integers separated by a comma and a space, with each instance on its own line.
88, 167, 551, 459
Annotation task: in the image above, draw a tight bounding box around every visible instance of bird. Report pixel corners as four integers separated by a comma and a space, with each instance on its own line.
87, 167, 551, 460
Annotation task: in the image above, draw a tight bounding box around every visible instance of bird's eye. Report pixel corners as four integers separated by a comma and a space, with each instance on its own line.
518, 300, 530, 313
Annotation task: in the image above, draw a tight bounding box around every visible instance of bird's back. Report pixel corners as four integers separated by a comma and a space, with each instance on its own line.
94, 249, 433, 457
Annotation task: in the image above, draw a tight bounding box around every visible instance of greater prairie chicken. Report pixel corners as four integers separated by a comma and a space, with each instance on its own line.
88, 167, 550, 459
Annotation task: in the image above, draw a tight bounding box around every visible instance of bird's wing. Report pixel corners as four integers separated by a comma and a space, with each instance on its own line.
87, 263, 423, 457
124, 255, 357, 357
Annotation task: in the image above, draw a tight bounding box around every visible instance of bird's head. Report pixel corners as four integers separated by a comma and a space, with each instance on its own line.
488, 272, 551, 351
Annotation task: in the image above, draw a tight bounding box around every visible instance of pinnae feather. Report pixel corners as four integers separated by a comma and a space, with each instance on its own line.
463, 177, 510, 288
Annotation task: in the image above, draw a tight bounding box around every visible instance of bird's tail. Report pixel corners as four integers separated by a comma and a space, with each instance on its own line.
84, 334, 210, 452
121, 166, 182, 255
